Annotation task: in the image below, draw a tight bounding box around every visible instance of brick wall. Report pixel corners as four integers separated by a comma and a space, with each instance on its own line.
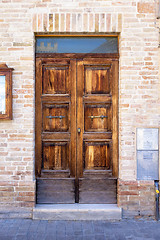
118, 180, 156, 218
0, 0, 159, 218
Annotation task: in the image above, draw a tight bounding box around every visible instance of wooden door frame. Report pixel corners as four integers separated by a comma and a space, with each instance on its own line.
36, 53, 119, 59
35, 53, 119, 179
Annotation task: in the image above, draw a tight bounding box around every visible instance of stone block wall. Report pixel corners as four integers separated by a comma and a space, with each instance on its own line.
0, 0, 159, 217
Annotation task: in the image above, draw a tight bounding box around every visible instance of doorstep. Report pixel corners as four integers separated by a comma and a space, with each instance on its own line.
33, 204, 122, 221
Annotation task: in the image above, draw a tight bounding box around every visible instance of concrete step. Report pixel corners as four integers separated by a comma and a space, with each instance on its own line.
33, 204, 122, 220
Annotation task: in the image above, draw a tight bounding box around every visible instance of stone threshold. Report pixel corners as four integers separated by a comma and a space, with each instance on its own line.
33, 204, 122, 221
0, 208, 32, 219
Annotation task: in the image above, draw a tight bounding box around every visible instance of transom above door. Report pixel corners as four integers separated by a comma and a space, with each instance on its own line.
35, 54, 118, 204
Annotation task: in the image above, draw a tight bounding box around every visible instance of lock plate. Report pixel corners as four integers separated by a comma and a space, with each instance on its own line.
77, 128, 81, 133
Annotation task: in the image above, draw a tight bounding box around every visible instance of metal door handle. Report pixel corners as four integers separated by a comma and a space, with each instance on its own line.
89, 115, 108, 120
46, 115, 65, 119
77, 128, 81, 133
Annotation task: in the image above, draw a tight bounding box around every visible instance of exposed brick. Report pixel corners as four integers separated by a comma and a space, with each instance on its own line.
38, 14, 42, 31
89, 13, 94, 32
72, 13, 76, 32
95, 14, 99, 32
32, 14, 37, 32
118, 13, 122, 32
100, 13, 105, 32
77, 13, 82, 32
55, 13, 59, 32
119, 191, 139, 196
43, 13, 47, 32
49, 14, 53, 31
118, 180, 155, 218
66, 13, 70, 32
60, 14, 65, 32
138, 3, 155, 14
83, 13, 88, 32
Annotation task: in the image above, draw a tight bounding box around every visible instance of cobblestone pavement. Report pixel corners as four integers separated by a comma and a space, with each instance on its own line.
0, 218, 160, 240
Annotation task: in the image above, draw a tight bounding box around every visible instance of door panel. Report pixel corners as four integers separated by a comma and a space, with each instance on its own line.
84, 142, 111, 170
36, 58, 76, 203
42, 103, 70, 132
84, 65, 111, 94
37, 179, 75, 204
43, 142, 69, 170
79, 178, 117, 204
77, 58, 118, 203
42, 65, 70, 94
36, 56, 118, 204
84, 104, 112, 132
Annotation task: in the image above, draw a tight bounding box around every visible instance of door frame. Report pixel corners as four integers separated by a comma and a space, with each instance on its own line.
35, 52, 119, 176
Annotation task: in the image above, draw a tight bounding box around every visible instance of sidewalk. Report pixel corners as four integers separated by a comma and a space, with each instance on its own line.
0, 218, 160, 240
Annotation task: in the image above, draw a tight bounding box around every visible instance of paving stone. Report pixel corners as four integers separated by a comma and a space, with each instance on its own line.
74, 230, 83, 235
65, 230, 74, 236
95, 234, 106, 240
37, 220, 47, 232
115, 232, 126, 240
83, 228, 94, 234
71, 237, 83, 240
0, 237, 14, 240
0, 219, 160, 240
8, 227, 19, 235
56, 236, 66, 240
45, 235, 56, 240
104, 235, 116, 240
28, 221, 40, 232
93, 225, 104, 233
83, 235, 96, 240
134, 238, 153, 240
17, 228, 28, 235
26, 232, 37, 239
15, 235, 28, 240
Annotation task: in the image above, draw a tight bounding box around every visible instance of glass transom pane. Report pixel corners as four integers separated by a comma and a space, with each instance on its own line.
36, 37, 118, 53
0, 75, 6, 114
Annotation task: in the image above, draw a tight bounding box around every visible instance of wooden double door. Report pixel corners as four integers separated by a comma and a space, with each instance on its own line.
35, 55, 118, 204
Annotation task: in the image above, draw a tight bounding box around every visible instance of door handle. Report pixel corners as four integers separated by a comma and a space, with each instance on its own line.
77, 128, 81, 133
46, 115, 65, 119
89, 115, 108, 120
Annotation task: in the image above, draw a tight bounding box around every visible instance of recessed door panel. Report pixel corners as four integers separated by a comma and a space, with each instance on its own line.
42, 65, 70, 94
43, 142, 69, 170
84, 142, 111, 170
79, 178, 117, 204
37, 179, 75, 204
84, 65, 111, 94
84, 104, 111, 132
43, 103, 69, 132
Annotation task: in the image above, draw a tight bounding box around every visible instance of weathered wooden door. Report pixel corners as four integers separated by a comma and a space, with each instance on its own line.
35, 55, 118, 204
